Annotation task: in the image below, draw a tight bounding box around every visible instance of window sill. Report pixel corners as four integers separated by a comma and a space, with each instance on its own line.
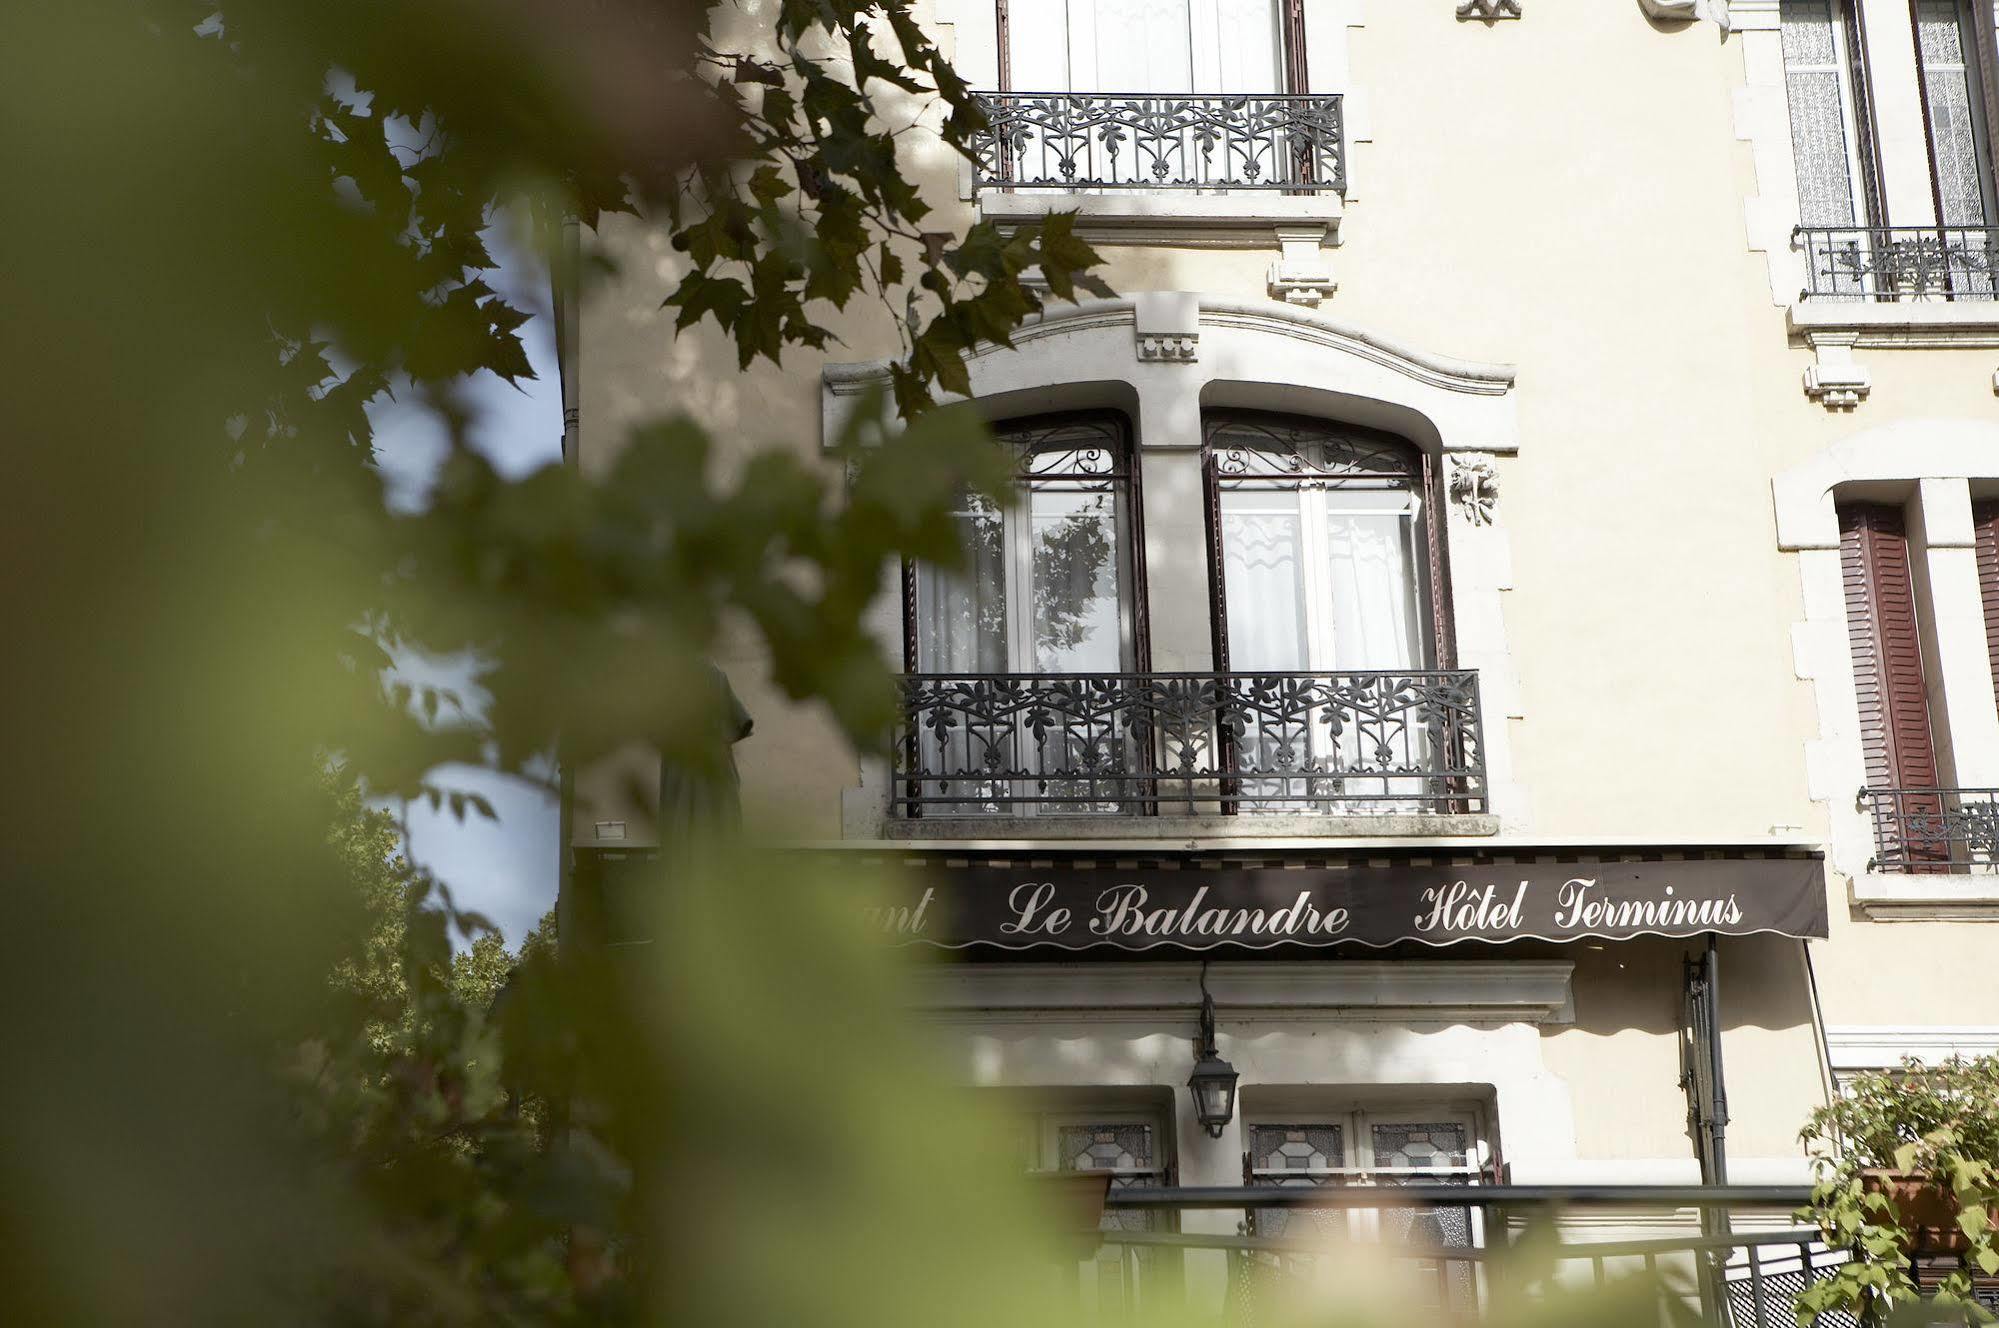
882, 811, 1499, 843
975, 191, 1342, 249
1788, 301, 1999, 348
1852, 871, 1999, 920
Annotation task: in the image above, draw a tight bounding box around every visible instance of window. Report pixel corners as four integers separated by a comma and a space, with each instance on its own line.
1841, 502, 1951, 867
1206, 413, 1440, 675
1780, 0, 1880, 231
1244, 1105, 1491, 1314
1000, 0, 1293, 95
1203, 413, 1454, 811
1785, 1, 1999, 299
1917, 0, 1998, 227
911, 413, 1139, 676
1021, 1109, 1173, 1317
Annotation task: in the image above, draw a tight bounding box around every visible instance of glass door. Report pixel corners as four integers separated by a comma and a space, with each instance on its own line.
1210, 415, 1432, 811
911, 416, 1136, 814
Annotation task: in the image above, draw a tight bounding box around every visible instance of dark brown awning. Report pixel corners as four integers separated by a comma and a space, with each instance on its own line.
856, 848, 1829, 952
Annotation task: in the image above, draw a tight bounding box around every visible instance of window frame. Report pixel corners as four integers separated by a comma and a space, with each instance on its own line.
902, 410, 1148, 678
1200, 410, 1455, 676
995, 0, 1311, 95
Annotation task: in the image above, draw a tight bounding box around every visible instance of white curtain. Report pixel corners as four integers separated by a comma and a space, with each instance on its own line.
1221, 483, 1427, 810
1323, 499, 1422, 672
1220, 490, 1309, 672
917, 497, 1007, 672
1006, 0, 1279, 93
1779, 0, 1863, 229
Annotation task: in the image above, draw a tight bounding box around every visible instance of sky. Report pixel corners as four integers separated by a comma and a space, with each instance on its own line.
369, 217, 563, 949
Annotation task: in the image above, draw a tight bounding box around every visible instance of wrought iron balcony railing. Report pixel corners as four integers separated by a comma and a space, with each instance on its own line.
894, 669, 1484, 818
1796, 225, 1999, 301
1069, 1184, 1874, 1326
1863, 786, 1999, 873
970, 91, 1345, 195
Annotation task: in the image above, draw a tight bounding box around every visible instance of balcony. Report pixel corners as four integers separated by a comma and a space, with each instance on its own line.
892, 669, 1485, 824
1863, 787, 1999, 873
1058, 1183, 1885, 1326
970, 91, 1345, 195
1795, 225, 1999, 302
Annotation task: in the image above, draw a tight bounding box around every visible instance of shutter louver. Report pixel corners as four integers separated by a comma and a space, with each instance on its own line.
1974, 500, 1999, 708
1842, 503, 1945, 868
1841, 504, 1941, 787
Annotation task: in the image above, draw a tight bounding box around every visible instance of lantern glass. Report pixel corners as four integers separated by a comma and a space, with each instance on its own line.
1187, 1053, 1239, 1138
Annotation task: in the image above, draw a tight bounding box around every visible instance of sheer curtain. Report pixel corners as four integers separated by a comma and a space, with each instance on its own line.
1323, 496, 1422, 672
1003, 0, 1283, 189
1221, 483, 1428, 809
1220, 490, 1309, 672
917, 496, 1008, 672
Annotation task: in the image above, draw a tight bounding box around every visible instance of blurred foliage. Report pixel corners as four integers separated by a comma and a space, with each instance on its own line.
2, 4, 1684, 1327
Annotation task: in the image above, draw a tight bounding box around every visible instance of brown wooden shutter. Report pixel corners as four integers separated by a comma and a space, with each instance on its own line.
1974, 500, 1999, 710
1839, 503, 1940, 790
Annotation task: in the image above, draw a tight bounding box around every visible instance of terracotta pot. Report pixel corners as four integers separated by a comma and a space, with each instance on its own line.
1860, 1169, 1995, 1255
1030, 1172, 1112, 1257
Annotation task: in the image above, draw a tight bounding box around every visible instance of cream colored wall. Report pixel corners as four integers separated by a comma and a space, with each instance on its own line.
577, 0, 1999, 1169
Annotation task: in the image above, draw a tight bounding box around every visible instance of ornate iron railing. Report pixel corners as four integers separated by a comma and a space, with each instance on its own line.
894, 669, 1484, 817
1078, 1184, 1866, 1326
970, 92, 1345, 194
1863, 786, 1999, 873
1795, 225, 1999, 301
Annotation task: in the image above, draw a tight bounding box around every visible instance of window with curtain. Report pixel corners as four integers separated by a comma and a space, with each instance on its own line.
1207, 413, 1431, 676
1915, 0, 1998, 227
1004, 0, 1284, 94
1206, 413, 1439, 811
913, 413, 1136, 676
1782, 0, 1999, 298
1780, 0, 1877, 230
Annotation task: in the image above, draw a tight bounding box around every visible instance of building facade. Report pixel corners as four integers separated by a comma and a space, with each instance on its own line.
573, 0, 1999, 1315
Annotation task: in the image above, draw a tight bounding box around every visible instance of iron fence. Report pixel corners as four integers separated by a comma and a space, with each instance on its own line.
894, 670, 1485, 817
1795, 225, 1999, 301
970, 92, 1345, 194
1863, 786, 1999, 873
1067, 1183, 1854, 1327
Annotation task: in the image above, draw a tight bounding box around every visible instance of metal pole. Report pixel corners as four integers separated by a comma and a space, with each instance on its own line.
1705, 933, 1730, 1187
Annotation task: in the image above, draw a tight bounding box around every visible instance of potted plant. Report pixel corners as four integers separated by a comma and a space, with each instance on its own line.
1797, 1054, 1999, 1325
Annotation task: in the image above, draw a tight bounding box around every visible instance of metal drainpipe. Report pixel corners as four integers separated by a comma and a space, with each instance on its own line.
1705, 932, 1730, 1186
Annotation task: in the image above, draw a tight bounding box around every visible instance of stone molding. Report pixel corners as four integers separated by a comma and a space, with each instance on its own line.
1825, 1025, 1999, 1069
1801, 333, 1871, 411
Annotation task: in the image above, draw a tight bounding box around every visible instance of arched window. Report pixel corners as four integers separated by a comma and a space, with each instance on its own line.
910, 412, 1140, 676
1205, 411, 1446, 674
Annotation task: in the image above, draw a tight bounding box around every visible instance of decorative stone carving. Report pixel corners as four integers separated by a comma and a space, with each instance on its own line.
1136, 332, 1199, 362
1266, 224, 1336, 307
1449, 455, 1500, 525
1802, 333, 1870, 410
1457, 0, 1521, 18
1132, 290, 1201, 363
1638, 0, 1730, 30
